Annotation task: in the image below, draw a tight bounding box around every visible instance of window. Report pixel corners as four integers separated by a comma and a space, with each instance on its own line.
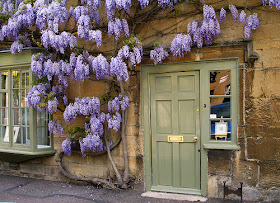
0, 50, 55, 163
202, 59, 239, 150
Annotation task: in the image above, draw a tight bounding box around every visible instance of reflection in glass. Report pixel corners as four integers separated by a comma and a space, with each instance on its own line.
210, 98, 230, 118
210, 120, 231, 141
0, 72, 8, 89
37, 111, 50, 147
13, 90, 20, 107
12, 71, 20, 88
210, 71, 231, 95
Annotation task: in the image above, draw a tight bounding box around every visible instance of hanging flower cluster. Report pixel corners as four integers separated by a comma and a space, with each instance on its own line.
229, 4, 239, 22
244, 13, 260, 39
69, 6, 100, 25
48, 120, 64, 135
262, 0, 280, 9
0, 0, 15, 15
219, 8, 226, 22
1, 2, 35, 40
79, 133, 104, 157
150, 45, 169, 65
63, 97, 101, 123
88, 54, 110, 79
10, 34, 31, 55
105, 0, 132, 20
27, 83, 51, 111
170, 34, 192, 57
157, 0, 175, 9
41, 30, 77, 54
34, 0, 67, 33
138, 0, 150, 9
108, 18, 130, 40
62, 138, 72, 156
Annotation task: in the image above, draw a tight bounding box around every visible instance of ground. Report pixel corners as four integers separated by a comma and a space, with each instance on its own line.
0, 174, 256, 203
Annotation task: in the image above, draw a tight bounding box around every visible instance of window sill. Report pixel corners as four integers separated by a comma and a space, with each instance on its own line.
0, 148, 56, 163
203, 144, 240, 150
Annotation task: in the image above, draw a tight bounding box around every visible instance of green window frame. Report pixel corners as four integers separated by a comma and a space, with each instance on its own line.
0, 50, 55, 163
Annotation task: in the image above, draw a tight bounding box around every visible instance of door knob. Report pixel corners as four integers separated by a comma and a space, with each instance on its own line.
193, 137, 198, 142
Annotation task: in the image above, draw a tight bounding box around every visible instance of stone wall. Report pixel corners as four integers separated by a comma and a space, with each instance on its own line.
1, 0, 280, 201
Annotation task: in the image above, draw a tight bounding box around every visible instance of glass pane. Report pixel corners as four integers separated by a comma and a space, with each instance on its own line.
37, 111, 48, 127
13, 90, 20, 107
0, 72, 8, 89
14, 127, 29, 145
0, 92, 8, 107
21, 90, 28, 107
13, 108, 20, 125
12, 71, 20, 88
210, 98, 231, 118
2, 126, 9, 143
210, 71, 231, 95
37, 127, 50, 148
210, 120, 231, 141
21, 108, 29, 125
1, 108, 8, 125
21, 71, 29, 88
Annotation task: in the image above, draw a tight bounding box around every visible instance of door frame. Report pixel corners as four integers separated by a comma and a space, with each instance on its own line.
140, 58, 239, 197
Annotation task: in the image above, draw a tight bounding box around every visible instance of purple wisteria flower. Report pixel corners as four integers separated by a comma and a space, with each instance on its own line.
62, 138, 72, 156
91, 54, 109, 79
108, 94, 129, 112
47, 97, 59, 114
108, 18, 130, 40
79, 133, 104, 157
244, 13, 260, 39
229, 4, 239, 22
170, 34, 192, 57
106, 112, 122, 131
63, 97, 101, 123
110, 56, 129, 82
240, 10, 246, 24
262, 0, 280, 9
220, 8, 226, 22
139, 0, 149, 9
150, 45, 169, 65
28, 83, 51, 111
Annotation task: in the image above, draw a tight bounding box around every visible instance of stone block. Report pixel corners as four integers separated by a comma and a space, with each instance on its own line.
233, 160, 259, 187
128, 156, 144, 177
208, 175, 218, 198
41, 156, 57, 166
125, 125, 140, 136
126, 135, 143, 157
236, 138, 245, 160
259, 161, 280, 188
86, 153, 108, 166
69, 163, 107, 178
126, 103, 137, 126
20, 164, 45, 175
247, 137, 276, 161
208, 150, 232, 175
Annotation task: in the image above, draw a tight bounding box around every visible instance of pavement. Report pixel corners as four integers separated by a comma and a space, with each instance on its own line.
0, 174, 247, 203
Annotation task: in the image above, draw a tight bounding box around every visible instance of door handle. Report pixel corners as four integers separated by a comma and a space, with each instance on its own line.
193, 137, 198, 142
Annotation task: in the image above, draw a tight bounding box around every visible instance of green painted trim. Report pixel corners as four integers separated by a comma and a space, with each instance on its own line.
203, 144, 240, 150
141, 58, 239, 197
151, 186, 201, 195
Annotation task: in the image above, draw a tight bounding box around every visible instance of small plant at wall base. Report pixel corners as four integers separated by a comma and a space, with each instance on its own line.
0, 0, 277, 188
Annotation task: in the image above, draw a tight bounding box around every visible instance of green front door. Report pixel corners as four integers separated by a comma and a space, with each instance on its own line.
150, 71, 201, 194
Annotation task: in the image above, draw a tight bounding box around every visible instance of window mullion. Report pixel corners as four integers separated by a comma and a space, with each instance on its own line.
8, 70, 12, 147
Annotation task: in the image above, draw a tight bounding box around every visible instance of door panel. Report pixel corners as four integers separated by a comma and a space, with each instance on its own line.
150, 71, 200, 194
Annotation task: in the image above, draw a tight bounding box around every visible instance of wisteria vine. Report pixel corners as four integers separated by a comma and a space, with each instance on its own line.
0, 0, 276, 183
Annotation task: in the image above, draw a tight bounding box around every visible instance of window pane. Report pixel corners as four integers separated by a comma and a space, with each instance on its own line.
21, 71, 29, 88
210, 120, 231, 141
13, 90, 20, 107
0, 92, 8, 107
210, 98, 231, 118
0, 72, 8, 89
12, 71, 20, 88
21, 89, 28, 107
14, 127, 30, 145
13, 108, 20, 125
2, 126, 9, 143
21, 108, 29, 125
210, 71, 230, 95
37, 111, 50, 148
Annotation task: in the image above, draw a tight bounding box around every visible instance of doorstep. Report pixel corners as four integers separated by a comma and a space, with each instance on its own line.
141, 191, 208, 202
